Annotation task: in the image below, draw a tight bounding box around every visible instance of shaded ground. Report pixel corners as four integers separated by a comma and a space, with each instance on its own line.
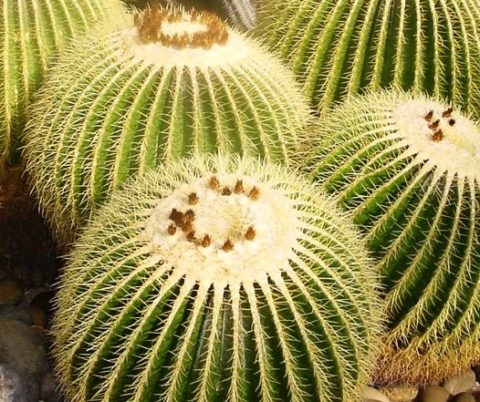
0, 163, 59, 314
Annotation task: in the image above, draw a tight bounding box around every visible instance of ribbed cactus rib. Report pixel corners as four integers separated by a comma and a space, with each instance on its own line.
53, 155, 382, 402
0, 0, 122, 165
258, 0, 480, 116
307, 90, 480, 386
24, 6, 309, 245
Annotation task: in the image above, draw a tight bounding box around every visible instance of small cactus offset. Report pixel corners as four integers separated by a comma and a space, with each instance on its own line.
0, 0, 123, 165
306, 89, 480, 386
24, 4, 309, 244
53, 154, 382, 402
257, 0, 480, 116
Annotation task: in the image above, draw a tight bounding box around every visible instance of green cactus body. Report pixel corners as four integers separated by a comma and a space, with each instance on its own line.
53, 154, 382, 402
257, 0, 480, 116
0, 0, 123, 165
307, 89, 480, 386
24, 5, 309, 244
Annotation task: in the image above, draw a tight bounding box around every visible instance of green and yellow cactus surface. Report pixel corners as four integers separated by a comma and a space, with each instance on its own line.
53, 154, 382, 402
307, 89, 480, 385
258, 0, 480, 116
24, 5, 309, 244
0, 0, 123, 165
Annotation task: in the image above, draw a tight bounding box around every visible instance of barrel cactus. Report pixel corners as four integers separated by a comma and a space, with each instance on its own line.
307, 89, 480, 385
257, 0, 480, 116
52, 154, 382, 402
0, 0, 123, 166
24, 4, 309, 244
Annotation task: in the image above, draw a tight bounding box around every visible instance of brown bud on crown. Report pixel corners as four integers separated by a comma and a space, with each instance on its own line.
222, 239, 234, 252
234, 180, 244, 194
432, 129, 444, 142
186, 231, 196, 242
424, 110, 434, 121
167, 224, 177, 235
200, 235, 211, 247
245, 226, 256, 240
442, 107, 454, 118
428, 120, 440, 130
188, 192, 199, 205
169, 208, 184, 225
209, 176, 219, 191
249, 186, 260, 200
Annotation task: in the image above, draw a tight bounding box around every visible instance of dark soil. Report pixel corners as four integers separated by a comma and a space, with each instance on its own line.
0, 163, 59, 319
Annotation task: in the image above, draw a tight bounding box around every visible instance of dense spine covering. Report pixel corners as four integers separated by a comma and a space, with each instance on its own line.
307, 89, 480, 386
53, 154, 382, 402
257, 0, 480, 116
23, 5, 309, 244
0, 0, 123, 165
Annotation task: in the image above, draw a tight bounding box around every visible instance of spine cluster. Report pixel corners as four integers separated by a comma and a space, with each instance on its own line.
134, 4, 228, 48
123, 0, 260, 30
220, 0, 259, 30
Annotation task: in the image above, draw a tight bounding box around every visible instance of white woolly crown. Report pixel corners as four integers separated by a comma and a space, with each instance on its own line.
144, 172, 299, 285
393, 99, 480, 179
121, 6, 253, 67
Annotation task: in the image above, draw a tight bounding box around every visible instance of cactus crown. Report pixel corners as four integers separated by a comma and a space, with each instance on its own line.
24, 3, 308, 245
134, 4, 228, 48
394, 100, 480, 180
144, 171, 298, 284
123, 5, 251, 67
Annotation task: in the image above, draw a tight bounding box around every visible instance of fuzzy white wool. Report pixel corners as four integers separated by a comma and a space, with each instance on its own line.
394, 99, 480, 179
120, 27, 252, 68
160, 21, 208, 36
144, 174, 299, 284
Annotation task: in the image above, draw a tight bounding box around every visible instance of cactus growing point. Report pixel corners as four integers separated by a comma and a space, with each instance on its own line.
123, 0, 261, 30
